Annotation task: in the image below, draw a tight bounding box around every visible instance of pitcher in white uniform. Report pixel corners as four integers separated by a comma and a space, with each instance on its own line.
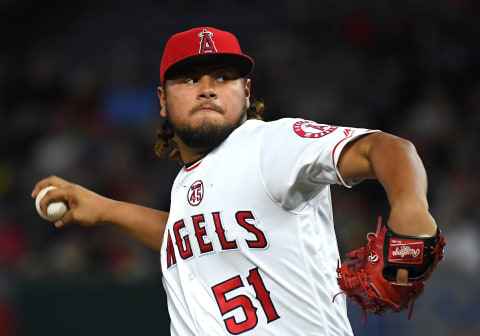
33, 26, 438, 336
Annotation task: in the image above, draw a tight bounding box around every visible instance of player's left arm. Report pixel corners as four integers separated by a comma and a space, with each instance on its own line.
337, 132, 438, 282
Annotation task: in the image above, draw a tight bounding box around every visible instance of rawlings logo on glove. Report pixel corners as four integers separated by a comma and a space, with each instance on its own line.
390, 243, 422, 261
333, 217, 446, 323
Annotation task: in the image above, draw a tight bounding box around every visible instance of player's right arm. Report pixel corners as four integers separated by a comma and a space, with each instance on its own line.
31, 176, 167, 251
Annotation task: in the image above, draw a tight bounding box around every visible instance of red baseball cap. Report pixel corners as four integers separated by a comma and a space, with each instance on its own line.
160, 27, 254, 85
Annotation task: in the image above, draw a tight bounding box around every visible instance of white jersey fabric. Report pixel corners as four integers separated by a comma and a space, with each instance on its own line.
160, 118, 378, 336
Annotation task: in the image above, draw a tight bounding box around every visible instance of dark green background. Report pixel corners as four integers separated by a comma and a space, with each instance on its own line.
16, 281, 170, 335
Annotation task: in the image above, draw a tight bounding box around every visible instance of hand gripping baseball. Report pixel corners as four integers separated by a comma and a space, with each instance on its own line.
32, 176, 111, 228
333, 217, 445, 323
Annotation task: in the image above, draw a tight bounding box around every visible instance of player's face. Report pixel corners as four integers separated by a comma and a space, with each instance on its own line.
158, 64, 251, 151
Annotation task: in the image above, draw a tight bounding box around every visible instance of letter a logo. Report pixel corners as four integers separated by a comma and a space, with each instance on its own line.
198, 29, 217, 54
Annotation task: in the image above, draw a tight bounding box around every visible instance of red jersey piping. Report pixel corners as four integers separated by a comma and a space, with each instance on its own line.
185, 160, 203, 172
332, 132, 354, 184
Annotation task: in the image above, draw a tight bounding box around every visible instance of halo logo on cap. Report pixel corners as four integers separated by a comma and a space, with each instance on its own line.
198, 29, 217, 54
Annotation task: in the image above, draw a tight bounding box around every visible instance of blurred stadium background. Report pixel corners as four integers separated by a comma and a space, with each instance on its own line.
1, 0, 479, 335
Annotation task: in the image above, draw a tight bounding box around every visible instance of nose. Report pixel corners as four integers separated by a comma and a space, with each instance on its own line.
197, 75, 217, 100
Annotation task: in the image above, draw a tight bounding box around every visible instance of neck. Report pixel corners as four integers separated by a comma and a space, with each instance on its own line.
175, 136, 209, 165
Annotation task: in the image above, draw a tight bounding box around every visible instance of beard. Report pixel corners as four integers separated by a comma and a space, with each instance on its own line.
165, 103, 247, 152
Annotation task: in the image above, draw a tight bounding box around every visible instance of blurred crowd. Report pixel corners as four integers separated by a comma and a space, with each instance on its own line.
1, 0, 479, 335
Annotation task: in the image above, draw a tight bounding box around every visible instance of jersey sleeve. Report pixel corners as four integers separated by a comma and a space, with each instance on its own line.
258, 118, 379, 211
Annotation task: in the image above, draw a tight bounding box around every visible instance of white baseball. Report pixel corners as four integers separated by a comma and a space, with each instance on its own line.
35, 186, 68, 222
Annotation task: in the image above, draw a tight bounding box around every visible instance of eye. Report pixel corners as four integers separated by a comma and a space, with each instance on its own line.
215, 72, 231, 82
185, 78, 198, 85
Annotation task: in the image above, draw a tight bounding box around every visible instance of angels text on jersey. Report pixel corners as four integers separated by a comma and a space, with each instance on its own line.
162, 209, 268, 270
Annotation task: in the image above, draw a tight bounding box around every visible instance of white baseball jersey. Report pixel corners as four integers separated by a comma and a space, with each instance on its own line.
160, 118, 378, 336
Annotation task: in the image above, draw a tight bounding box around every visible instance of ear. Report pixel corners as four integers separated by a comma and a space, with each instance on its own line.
244, 78, 251, 109
157, 86, 167, 117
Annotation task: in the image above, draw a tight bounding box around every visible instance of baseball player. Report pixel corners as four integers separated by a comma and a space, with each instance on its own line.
32, 27, 443, 335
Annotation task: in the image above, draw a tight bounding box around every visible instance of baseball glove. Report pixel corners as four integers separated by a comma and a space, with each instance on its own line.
333, 217, 445, 323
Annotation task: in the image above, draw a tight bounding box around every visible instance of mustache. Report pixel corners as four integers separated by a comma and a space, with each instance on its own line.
189, 103, 223, 115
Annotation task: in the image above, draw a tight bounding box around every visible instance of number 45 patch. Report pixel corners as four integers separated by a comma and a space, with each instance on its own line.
212, 268, 280, 334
